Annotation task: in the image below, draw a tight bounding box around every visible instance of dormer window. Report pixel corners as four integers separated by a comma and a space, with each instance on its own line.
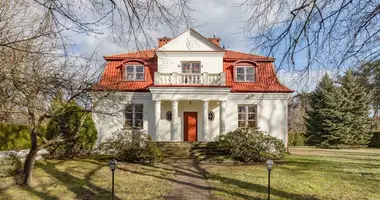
126, 65, 144, 81
182, 61, 201, 73
235, 66, 255, 82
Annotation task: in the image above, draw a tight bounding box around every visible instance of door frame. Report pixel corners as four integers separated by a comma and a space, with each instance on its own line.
183, 111, 198, 142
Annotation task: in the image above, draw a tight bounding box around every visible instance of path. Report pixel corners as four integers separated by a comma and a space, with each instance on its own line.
162, 158, 213, 200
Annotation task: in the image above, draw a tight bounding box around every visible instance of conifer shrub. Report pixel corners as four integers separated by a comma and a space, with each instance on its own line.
98, 129, 163, 164
369, 131, 380, 147
0, 123, 30, 151
45, 105, 97, 158
288, 132, 306, 146
213, 127, 286, 163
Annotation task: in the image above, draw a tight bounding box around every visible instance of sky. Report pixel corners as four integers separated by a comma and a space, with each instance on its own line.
70, 0, 336, 93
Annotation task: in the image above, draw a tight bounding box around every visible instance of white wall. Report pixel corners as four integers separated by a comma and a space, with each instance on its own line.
226, 93, 289, 143
156, 52, 225, 74
157, 29, 220, 51
92, 92, 290, 145
156, 29, 225, 74
91, 92, 155, 145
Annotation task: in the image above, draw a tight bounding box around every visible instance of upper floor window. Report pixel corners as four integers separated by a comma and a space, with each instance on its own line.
126, 65, 144, 81
235, 66, 255, 82
125, 104, 143, 129
182, 61, 201, 73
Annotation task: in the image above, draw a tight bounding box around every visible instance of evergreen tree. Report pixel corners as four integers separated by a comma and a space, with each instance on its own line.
46, 94, 97, 158
353, 61, 380, 119
306, 74, 346, 147
338, 70, 372, 147
50, 91, 65, 113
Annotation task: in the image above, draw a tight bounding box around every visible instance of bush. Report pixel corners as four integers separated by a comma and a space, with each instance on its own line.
0, 123, 30, 151
45, 105, 97, 158
369, 131, 380, 148
0, 153, 23, 181
288, 132, 306, 146
214, 128, 286, 163
98, 129, 163, 164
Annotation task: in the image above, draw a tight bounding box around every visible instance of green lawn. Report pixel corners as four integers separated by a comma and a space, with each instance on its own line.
202, 147, 380, 200
0, 159, 173, 200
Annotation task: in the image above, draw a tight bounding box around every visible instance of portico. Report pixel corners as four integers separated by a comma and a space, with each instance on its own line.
149, 87, 231, 141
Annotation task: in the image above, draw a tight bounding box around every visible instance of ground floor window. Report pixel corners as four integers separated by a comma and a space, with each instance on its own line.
125, 104, 143, 129
238, 105, 257, 128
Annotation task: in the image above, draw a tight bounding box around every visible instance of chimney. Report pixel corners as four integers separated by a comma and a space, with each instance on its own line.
158, 37, 171, 48
208, 38, 220, 46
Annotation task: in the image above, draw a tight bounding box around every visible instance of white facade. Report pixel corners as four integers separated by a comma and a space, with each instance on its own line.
92, 29, 291, 146
92, 92, 290, 145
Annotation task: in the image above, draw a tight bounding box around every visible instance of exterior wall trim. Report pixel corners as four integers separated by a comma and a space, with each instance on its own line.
228, 93, 291, 100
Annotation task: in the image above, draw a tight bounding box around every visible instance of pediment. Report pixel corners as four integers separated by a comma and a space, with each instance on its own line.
156, 29, 225, 51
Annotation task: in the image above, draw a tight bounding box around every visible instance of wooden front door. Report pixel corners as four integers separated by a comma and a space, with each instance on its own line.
184, 112, 197, 141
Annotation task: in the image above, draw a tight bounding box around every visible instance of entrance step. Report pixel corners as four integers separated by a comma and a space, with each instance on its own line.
155, 142, 220, 159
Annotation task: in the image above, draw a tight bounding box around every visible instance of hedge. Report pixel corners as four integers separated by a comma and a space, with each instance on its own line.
369, 131, 380, 148
0, 123, 31, 151
288, 132, 307, 146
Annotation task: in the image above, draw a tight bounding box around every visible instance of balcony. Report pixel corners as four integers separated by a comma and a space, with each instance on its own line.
154, 72, 226, 86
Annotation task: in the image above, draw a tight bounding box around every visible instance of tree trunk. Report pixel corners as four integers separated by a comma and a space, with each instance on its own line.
22, 130, 38, 185
373, 109, 379, 119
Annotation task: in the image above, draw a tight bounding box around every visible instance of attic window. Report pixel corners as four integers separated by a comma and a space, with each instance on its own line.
235, 66, 255, 82
126, 65, 144, 81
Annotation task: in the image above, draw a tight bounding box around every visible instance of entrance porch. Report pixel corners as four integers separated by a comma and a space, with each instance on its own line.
155, 99, 227, 141
149, 86, 231, 142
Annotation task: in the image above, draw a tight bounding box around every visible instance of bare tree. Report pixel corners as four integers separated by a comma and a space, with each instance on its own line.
1, 0, 196, 185
288, 92, 310, 133
241, 0, 380, 73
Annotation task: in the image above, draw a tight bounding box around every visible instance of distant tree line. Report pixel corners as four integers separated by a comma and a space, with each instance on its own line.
288, 60, 380, 148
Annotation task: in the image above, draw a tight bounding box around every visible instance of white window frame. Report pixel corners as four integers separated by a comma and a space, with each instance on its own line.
125, 104, 143, 129
126, 65, 144, 81
235, 66, 255, 82
238, 105, 257, 128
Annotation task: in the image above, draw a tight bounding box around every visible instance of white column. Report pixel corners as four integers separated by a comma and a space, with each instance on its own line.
171, 100, 179, 141
154, 100, 161, 141
220, 100, 226, 135
202, 100, 209, 141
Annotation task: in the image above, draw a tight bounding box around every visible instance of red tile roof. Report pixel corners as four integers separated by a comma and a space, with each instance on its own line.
93, 49, 292, 93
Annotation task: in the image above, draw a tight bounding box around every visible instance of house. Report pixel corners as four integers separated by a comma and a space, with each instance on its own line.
91, 29, 293, 145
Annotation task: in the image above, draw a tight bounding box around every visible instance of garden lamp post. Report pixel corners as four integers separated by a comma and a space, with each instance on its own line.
266, 159, 274, 200
109, 159, 117, 200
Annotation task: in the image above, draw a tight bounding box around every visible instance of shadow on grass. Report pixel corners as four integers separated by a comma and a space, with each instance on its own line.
121, 158, 319, 200
35, 160, 120, 200
0, 179, 61, 200
194, 160, 321, 200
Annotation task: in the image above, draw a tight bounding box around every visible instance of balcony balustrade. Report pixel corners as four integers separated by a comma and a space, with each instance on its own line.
154, 72, 226, 86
